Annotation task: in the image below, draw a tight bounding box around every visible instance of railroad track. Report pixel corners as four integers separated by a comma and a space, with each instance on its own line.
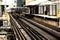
10, 16, 26, 40
10, 14, 31, 40
14, 15, 47, 40
10, 14, 59, 40
20, 17, 60, 39
12, 14, 47, 40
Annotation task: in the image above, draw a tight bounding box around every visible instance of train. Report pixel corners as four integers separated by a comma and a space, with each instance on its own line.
8, 7, 30, 14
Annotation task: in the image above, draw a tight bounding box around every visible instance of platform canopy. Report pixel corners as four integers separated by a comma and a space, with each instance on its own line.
26, 0, 48, 5
39, 1, 60, 5
53, 1, 60, 4
40, 1, 53, 5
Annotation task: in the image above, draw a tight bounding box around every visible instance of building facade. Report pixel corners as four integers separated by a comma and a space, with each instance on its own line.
0, 0, 23, 13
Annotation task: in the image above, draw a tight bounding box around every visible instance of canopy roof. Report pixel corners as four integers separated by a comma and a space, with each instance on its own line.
40, 1, 60, 5
27, 0, 47, 5
26, 0, 60, 6
40, 1, 53, 5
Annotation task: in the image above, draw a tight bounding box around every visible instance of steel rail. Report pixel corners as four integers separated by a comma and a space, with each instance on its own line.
20, 17, 56, 40
21, 16, 60, 39
10, 14, 26, 40
10, 14, 31, 40
18, 18, 47, 40
10, 14, 59, 40
13, 14, 49, 40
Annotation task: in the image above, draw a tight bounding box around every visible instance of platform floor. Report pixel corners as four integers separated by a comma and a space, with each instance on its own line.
33, 17, 58, 27
0, 37, 4, 40
30, 16, 59, 31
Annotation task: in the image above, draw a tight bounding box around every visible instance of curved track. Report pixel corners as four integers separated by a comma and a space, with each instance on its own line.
10, 14, 59, 40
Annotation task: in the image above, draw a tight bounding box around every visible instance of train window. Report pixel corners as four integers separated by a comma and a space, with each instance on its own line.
23, 8, 29, 13
10, 7, 30, 14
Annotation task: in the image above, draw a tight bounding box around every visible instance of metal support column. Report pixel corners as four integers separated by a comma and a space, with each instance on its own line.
50, 5, 53, 15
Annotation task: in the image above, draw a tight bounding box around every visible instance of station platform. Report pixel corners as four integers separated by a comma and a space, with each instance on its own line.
32, 14, 57, 19
25, 14, 57, 20
25, 14, 58, 28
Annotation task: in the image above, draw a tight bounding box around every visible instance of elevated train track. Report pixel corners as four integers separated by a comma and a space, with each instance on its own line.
10, 14, 30, 40
14, 15, 47, 40
10, 14, 60, 40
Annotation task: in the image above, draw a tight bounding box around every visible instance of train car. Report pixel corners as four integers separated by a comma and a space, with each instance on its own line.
9, 7, 30, 14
